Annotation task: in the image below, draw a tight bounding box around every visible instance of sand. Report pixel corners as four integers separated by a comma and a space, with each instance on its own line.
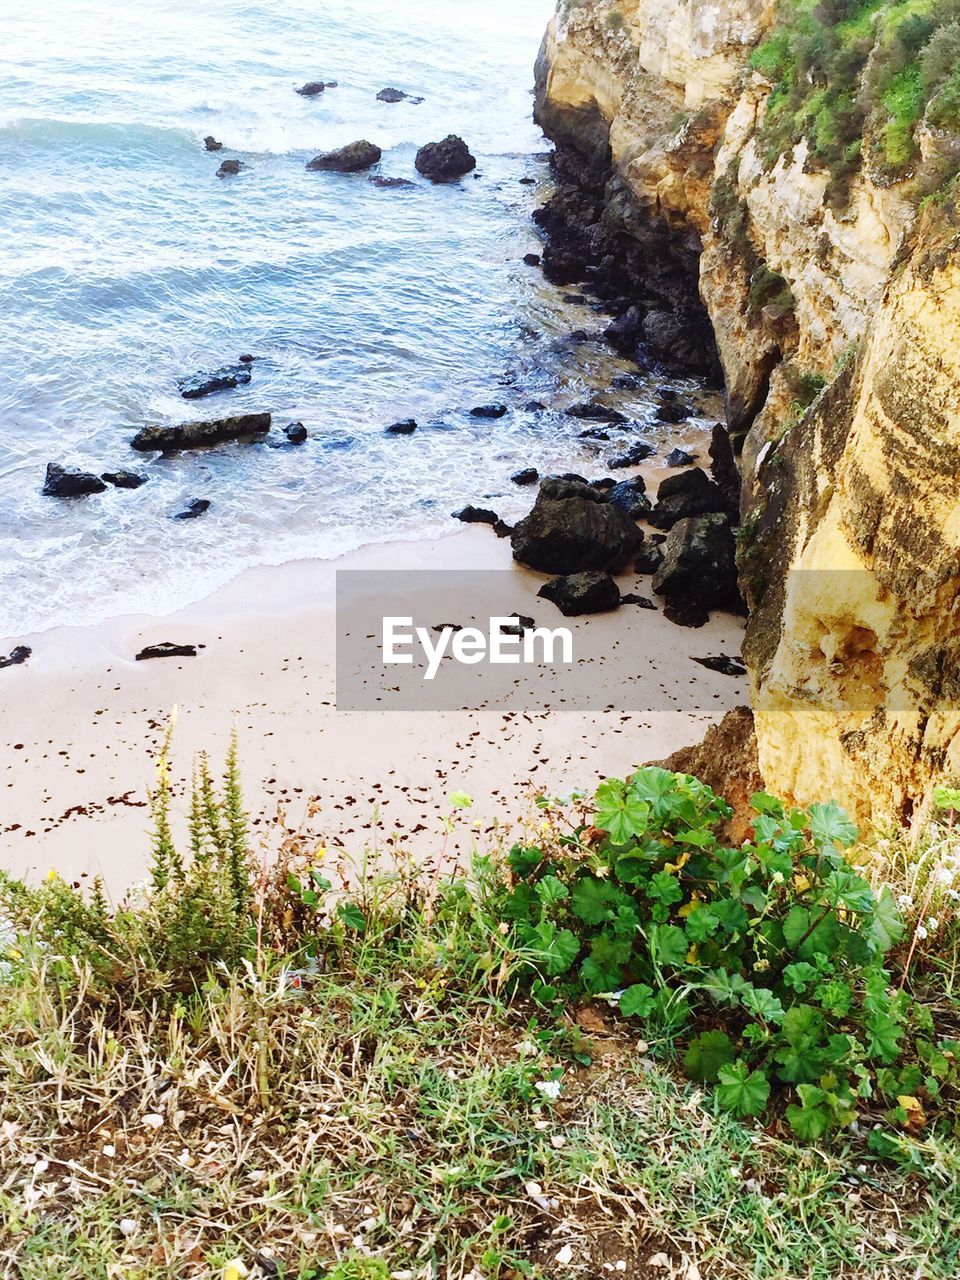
0, 527, 748, 890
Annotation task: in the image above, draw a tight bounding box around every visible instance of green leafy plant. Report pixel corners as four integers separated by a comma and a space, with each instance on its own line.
483, 768, 959, 1139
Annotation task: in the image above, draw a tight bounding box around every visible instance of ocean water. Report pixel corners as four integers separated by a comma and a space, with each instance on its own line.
0, 0, 718, 639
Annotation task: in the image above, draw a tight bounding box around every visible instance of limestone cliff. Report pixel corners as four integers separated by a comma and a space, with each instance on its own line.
535, 0, 960, 823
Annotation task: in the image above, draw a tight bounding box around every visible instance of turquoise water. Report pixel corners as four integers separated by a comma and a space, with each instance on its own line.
0, 0, 714, 638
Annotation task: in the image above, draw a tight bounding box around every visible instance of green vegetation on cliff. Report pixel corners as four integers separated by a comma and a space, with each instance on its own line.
751, 0, 960, 199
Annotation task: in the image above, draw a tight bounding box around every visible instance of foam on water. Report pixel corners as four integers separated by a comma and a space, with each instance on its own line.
0, 0, 719, 638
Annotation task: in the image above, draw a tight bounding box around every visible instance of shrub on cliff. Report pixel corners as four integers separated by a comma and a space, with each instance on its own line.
479, 768, 959, 1142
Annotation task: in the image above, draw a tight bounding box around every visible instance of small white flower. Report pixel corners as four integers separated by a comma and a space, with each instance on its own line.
534, 1080, 562, 1100
897, 894, 914, 909
916, 925, 928, 940
926, 917, 940, 931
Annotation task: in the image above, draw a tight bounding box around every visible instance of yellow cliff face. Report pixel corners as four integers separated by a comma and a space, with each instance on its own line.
536, 0, 960, 823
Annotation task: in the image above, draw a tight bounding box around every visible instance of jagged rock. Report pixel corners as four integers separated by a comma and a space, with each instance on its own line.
500, 613, 536, 636
296, 81, 326, 96
42, 463, 107, 497
591, 476, 616, 490
511, 478, 641, 573
452, 505, 500, 526
666, 448, 697, 467
621, 593, 657, 609
178, 363, 252, 400
709, 422, 741, 521
579, 427, 610, 441
470, 404, 507, 419
524, 400, 546, 411
511, 467, 539, 486
652, 512, 743, 624
284, 422, 308, 444
650, 468, 725, 529
606, 476, 651, 519
566, 401, 627, 424
385, 419, 417, 435
414, 135, 476, 181
692, 654, 747, 676
174, 498, 211, 520
0, 645, 31, 669
131, 413, 271, 452
101, 470, 146, 489
538, 570, 620, 616
656, 398, 694, 423
217, 159, 243, 178
523, 252, 541, 266
238, 353, 255, 363
642, 310, 715, 375
605, 305, 643, 355
307, 141, 381, 173
609, 441, 656, 468
203, 136, 223, 152
370, 175, 415, 189
634, 541, 665, 575
376, 87, 423, 103
135, 642, 197, 661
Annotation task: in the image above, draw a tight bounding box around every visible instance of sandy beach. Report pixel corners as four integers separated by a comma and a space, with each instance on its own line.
0, 525, 747, 889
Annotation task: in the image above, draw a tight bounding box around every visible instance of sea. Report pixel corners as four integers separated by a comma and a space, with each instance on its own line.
0, 0, 718, 639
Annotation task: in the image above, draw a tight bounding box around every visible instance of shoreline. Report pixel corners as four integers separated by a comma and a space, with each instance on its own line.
0, 525, 748, 888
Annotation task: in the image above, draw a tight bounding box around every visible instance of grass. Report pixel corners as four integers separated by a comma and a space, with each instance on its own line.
1, 745, 958, 1279
2, 919, 958, 1280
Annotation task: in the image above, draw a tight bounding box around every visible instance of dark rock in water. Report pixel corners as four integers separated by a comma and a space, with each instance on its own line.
563, 293, 589, 305
578, 427, 610, 442
519, 176, 536, 185
376, 86, 424, 103
452, 505, 500, 526
665, 448, 697, 468
523, 252, 541, 267
386, 419, 417, 435
634, 541, 664, 575
524, 400, 546, 412
284, 421, 308, 444
204, 136, 223, 152
511, 467, 539, 486
307, 141, 382, 173
511, 479, 641, 574
42, 463, 107, 497
136, 642, 198, 661
369, 175, 415, 189
611, 373, 643, 390
217, 159, 243, 178
609, 441, 656, 468
296, 81, 326, 96
656, 398, 694, 424
174, 498, 211, 521
605, 305, 643, 355
607, 476, 651, 519
101, 470, 146, 489
591, 476, 616, 491
470, 404, 507, 419
178, 363, 252, 400
0, 645, 31, 669
709, 422, 741, 521
692, 654, 747, 677
238, 353, 255, 363
493, 519, 513, 539
539, 570, 620, 616
131, 413, 271, 452
650, 468, 725, 529
621, 593, 657, 609
566, 401, 627, 424
414, 135, 476, 181
652, 512, 743, 624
